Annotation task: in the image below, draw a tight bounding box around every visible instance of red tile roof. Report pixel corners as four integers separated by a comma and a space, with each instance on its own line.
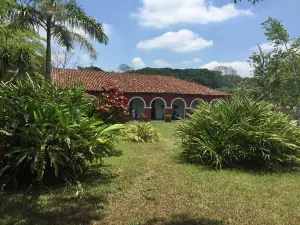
52, 68, 230, 96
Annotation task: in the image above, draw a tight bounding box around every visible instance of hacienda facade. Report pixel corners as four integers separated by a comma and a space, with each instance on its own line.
52, 68, 230, 122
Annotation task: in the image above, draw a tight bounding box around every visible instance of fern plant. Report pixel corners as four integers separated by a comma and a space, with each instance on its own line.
177, 96, 300, 170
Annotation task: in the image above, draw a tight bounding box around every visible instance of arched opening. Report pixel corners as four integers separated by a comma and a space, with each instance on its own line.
210, 99, 220, 107
128, 97, 146, 120
150, 97, 166, 121
171, 98, 186, 120
190, 98, 205, 109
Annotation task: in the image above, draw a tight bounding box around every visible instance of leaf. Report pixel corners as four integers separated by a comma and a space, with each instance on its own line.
99, 124, 124, 135
0, 166, 9, 177
33, 110, 39, 122
0, 129, 12, 136
65, 137, 71, 149
15, 152, 29, 167
9, 148, 29, 155
81, 120, 103, 130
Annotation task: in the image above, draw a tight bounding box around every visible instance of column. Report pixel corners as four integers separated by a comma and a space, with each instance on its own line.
145, 107, 152, 122
185, 108, 191, 119
165, 107, 173, 122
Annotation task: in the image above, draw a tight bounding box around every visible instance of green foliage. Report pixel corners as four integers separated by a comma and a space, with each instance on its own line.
132, 67, 242, 90
0, 75, 123, 187
248, 18, 300, 110
78, 65, 103, 71
118, 64, 133, 73
122, 122, 159, 143
177, 96, 300, 170
235, 77, 264, 99
0, 0, 14, 18
0, 28, 45, 77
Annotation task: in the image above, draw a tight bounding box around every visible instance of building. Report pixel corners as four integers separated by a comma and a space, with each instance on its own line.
52, 68, 230, 122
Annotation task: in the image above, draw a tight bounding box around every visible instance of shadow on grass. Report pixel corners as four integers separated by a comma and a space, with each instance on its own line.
174, 151, 300, 175
142, 214, 227, 225
0, 166, 117, 225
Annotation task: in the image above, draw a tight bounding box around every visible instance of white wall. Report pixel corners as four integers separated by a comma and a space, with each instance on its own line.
154, 99, 165, 120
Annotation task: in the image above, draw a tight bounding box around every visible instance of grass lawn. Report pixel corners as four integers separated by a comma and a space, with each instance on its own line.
1, 122, 300, 225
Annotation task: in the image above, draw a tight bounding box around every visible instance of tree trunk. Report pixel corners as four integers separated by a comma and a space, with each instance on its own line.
45, 20, 52, 80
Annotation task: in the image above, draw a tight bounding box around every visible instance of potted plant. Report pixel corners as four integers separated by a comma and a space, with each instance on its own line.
165, 114, 172, 122
140, 114, 147, 122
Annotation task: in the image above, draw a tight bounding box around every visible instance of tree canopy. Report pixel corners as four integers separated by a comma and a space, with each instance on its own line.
131, 67, 243, 90
78, 65, 103, 71
9, 0, 108, 80
238, 17, 300, 121
0, 25, 45, 78
118, 64, 133, 73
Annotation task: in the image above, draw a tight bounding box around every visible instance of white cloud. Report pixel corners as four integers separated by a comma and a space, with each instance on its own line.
133, 0, 252, 28
153, 59, 172, 68
201, 61, 252, 77
252, 42, 291, 53
132, 57, 146, 68
183, 58, 202, 64
137, 30, 213, 52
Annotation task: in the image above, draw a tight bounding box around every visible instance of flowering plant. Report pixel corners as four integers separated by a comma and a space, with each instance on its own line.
97, 85, 129, 123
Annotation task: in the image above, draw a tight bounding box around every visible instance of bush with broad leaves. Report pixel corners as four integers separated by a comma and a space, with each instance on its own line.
0, 75, 124, 188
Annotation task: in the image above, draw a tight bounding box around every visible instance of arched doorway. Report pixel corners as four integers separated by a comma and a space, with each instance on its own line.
128, 97, 146, 120
171, 98, 186, 120
150, 97, 166, 121
190, 98, 205, 109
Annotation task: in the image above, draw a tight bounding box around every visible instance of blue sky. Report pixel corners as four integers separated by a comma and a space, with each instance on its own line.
62, 0, 300, 77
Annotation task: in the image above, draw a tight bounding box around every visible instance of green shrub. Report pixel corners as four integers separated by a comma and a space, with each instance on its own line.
0, 75, 123, 187
122, 122, 159, 143
177, 96, 300, 170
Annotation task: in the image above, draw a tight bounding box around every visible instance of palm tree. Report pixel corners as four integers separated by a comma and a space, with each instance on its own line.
10, 0, 108, 80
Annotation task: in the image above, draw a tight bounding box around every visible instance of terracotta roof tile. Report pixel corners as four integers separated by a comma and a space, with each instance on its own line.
52, 68, 230, 96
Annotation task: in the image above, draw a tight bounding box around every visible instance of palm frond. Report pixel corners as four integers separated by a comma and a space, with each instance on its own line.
52, 24, 97, 59
52, 24, 73, 50
8, 2, 44, 30
56, 0, 108, 44
69, 31, 97, 59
